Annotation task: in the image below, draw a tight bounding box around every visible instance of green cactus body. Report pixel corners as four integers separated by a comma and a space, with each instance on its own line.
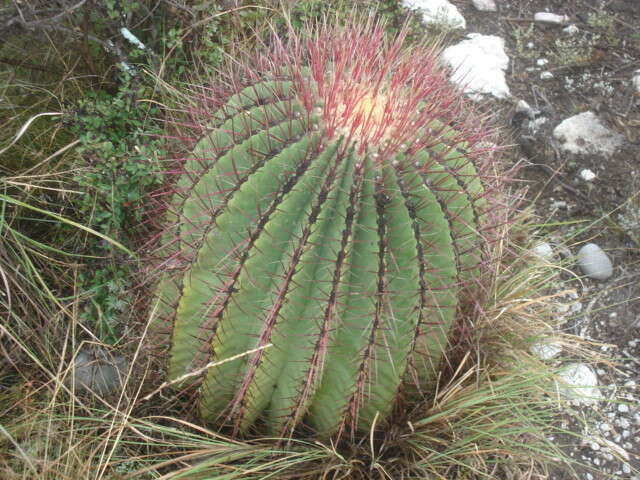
151, 20, 498, 438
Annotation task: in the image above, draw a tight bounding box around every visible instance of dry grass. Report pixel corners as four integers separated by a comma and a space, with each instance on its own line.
0, 205, 603, 479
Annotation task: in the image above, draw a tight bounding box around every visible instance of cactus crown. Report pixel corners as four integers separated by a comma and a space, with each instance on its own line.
150, 17, 503, 439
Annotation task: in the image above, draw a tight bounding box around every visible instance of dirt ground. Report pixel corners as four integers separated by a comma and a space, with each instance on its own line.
446, 1, 639, 478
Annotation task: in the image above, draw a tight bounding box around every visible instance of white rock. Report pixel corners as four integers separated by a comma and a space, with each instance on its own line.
577, 243, 613, 281
540, 71, 554, 80
472, 0, 496, 12
534, 12, 569, 24
618, 403, 630, 413
68, 347, 127, 396
403, 0, 466, 29
516, 99, 532, 114
563, 24, 579, 35
557, 363, 602, 405
531, 339, 562, 360
529, 116, 548, 132
532, 242, 554, 260
443, 34, 510, 100
120, 27, 147, 50
579, 169, 596, 181
537, 58, 549, 66
553, 111, 624, 156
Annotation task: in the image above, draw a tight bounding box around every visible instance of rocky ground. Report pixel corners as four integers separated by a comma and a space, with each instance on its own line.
403, 1, 639, 478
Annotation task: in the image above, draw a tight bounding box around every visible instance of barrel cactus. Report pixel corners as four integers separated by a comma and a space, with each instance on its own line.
150, 18, 504, 438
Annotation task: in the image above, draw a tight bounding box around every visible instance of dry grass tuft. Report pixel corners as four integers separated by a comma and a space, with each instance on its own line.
1, 206, 600, 479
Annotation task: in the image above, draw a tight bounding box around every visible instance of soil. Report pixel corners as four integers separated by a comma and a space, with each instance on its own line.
444, 1, 640, 478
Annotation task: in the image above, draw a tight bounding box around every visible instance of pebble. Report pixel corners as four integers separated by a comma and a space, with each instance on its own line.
540, 71, 554, 80
579, 168, 596, 181
67, 347, 127, 396
633, 70, 640, 94
577, 243, 613, 281
403, 0, 466, 29
534, 12, 570, 24
557, 363, 602, 405
563, 24, 579, 35
618, 404, 629, 413
516, 99, 533, 114
532, 242, 554, 260
553, 111, 624, 156
616, 418, 630, 429
537, 58, 549, 66
530, 339, 562, 360
600, 422, 611, 432
443, 34, 510, 100
472, 0, 496, 12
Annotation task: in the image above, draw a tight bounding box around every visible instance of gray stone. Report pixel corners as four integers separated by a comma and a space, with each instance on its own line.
577, 243, 613, 281
68, 347, 127, 396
